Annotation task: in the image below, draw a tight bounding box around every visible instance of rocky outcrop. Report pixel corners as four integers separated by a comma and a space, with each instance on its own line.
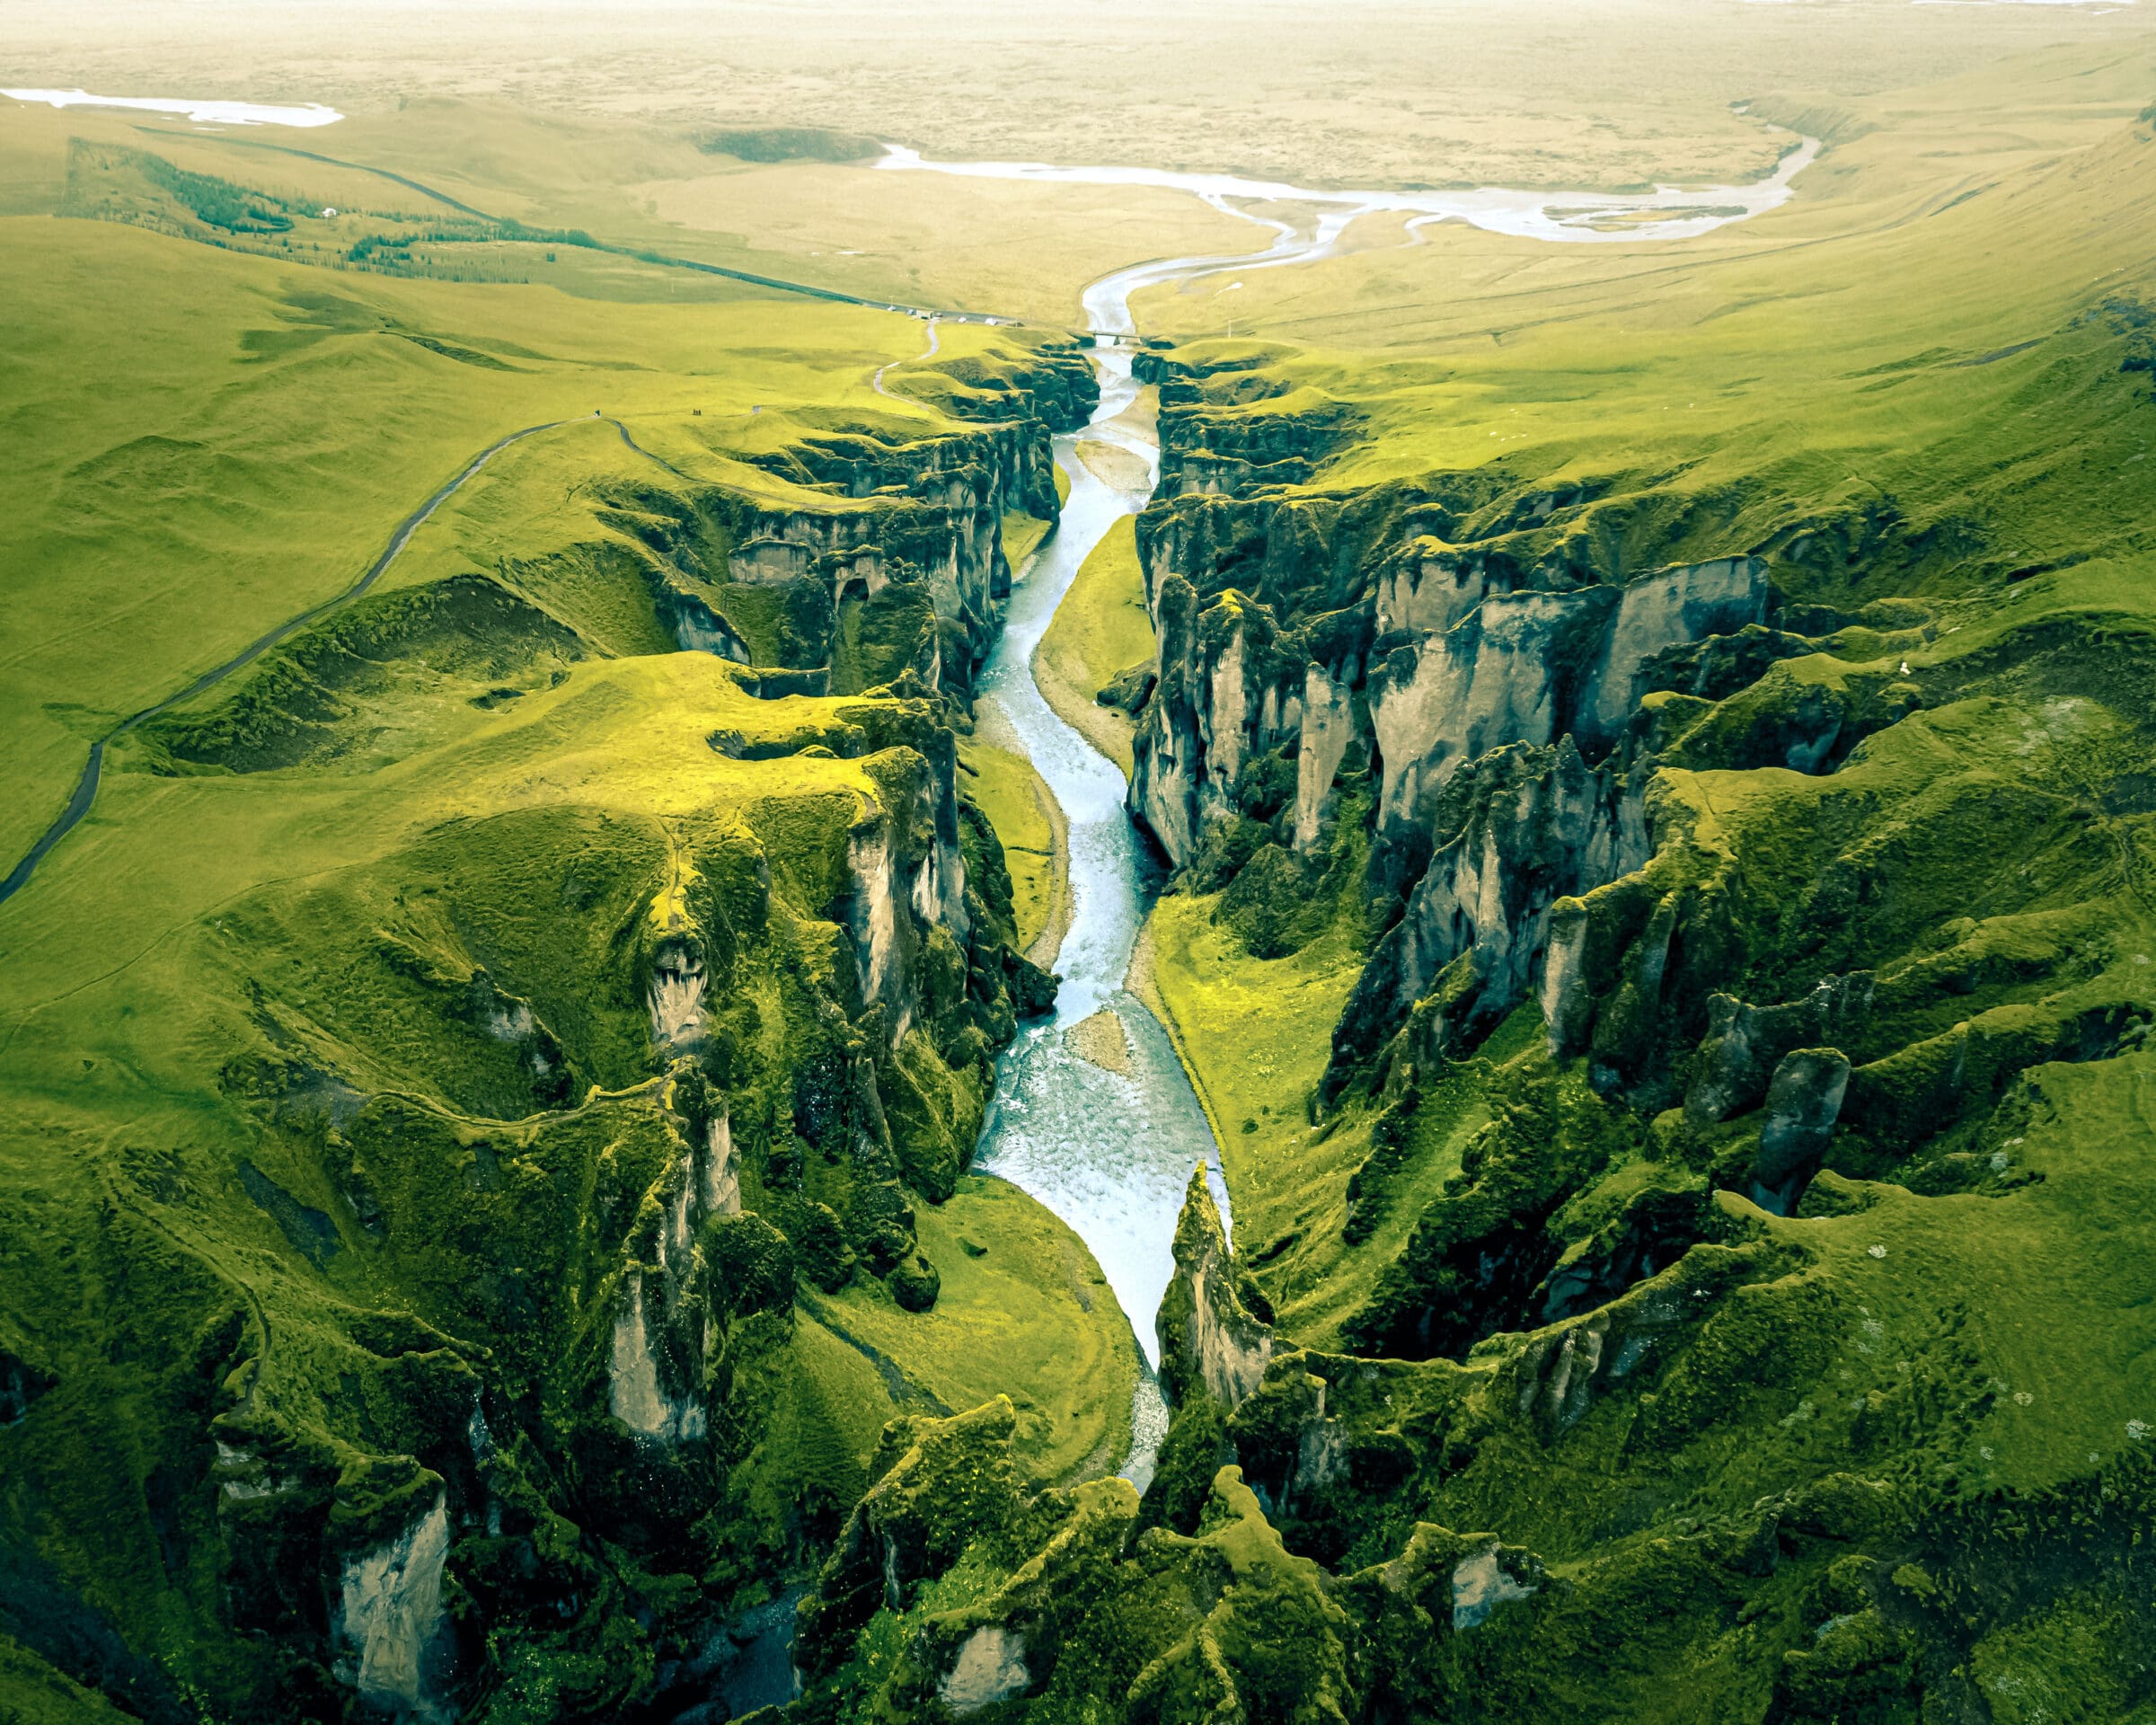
1130, 533, 1768, 1097
1321, 739, 1650, 1095
1133, 583, 1286, 867
1684, 977, 1876, 1127
937, 1625, 1029, 1714
791, 1403, 1361, 1725
616, 416, 1059, 699
839, 730, 972, 1046
335, 1493, 452, 1719
1368, 557, 1766, 836
609, 1269, 706, 1444
1294, 662, 1360, 849
1154, 393, 1361, 500
1449, 1541, 1540, 1632
909, 331, 1101, 432
1156, 1167, 1272, 1410
648, 935, 709, 1047
702, 1111, 741, 1216
1750, 1048, 1851, 1214
1137, 349, 1362, 500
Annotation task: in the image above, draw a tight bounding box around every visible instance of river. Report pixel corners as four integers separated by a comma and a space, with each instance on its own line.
968, 326, 1219, 1492
951, 130, 1823, 1486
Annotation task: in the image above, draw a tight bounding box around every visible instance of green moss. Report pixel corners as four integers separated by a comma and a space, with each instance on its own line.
1034, 514, 1156, 780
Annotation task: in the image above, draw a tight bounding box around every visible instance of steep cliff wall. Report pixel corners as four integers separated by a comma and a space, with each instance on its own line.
1155, 1167, 1275, 1411
4, 383, 1067, 1721
1127, 443, 1782, 1119
646, 414, 1056, 699
1124, 336, 2156, 1435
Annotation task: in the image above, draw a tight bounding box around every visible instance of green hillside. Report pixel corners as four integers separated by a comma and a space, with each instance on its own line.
8, 16, 2156, 1725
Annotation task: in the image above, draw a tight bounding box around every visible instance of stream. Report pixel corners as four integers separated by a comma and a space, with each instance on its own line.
955, 129, 1825, 1487
0, 79, 1817, 1492
968, 326, 1220, 1494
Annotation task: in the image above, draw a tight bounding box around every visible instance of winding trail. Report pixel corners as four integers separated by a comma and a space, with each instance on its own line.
871, 316, 941, 400
130, 125, 1009, 323
0, 415, 687, 907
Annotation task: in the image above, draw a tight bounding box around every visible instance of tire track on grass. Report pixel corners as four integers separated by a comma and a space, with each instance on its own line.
0, 419, 579, 907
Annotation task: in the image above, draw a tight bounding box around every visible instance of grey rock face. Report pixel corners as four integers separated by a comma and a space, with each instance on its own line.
336, 1493, 452, 1720
938, 1625, 1030, 1714
1369, 557, 1767, 838
666, 420, 1056, 694
1450, 1541, 1539, 1632
1157, 1167, 1273, 1410
1751, 1048, 1852, 1214
1686, 976, 1876, 1128
1131, 579, 1312, 869
1322, 740, 1649, 1094
1126, 450, 1776, 1110
1294, 661, 1358, 850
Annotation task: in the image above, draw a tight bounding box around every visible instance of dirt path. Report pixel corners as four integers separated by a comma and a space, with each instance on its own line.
871, 316, 941, 400
0, 414, 688, 907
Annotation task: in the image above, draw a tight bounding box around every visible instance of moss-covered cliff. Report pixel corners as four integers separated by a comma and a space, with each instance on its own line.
0, 314, 1115, 1720
793, 94, 2156, 1725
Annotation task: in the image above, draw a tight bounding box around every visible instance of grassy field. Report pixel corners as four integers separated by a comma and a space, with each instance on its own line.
0, 113, 1135, 1711
1033, 514, 1154, 779
0, 95, 1262, 327
1142, 895, 1466, 1347
959, 739, 1065, 960
0, 146, 950, 869
815, 1175, 1137, 1483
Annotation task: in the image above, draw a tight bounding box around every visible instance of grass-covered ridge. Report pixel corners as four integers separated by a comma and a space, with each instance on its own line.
9, 15, 2156, 1722
0, 119, 1147, 1717
1034, 514, 1155, 781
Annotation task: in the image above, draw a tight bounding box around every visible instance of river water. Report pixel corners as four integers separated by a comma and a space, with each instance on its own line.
956, 131, 1823, 1484
968, 327, 1221, 1491
0, 76, 1811, 1481
1, 88, 345, 126
881, 129, 1820, 249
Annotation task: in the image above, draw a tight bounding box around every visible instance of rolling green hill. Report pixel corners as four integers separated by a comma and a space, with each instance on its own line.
0, 97, 1132, 1721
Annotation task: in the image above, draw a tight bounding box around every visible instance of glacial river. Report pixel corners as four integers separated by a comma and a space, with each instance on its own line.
948, 134, 1821, 1483
968, 325, 1221, 1491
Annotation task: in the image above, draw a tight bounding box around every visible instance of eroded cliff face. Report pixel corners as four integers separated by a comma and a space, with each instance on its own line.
180, 718, 1047, 1716
335, 1493, 452, 1721
1321, 738, 1650, 1097
789, 1399, 1365, 1724
1124, 344, 2154, 1397
1366, 555, 1766, 835
622, 415, 1054, 703
1141, 353, 1364, 499
1155, 1167, 1275, 1411
14, 370, 1067, 1721
1127, 458, 1785, 1121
